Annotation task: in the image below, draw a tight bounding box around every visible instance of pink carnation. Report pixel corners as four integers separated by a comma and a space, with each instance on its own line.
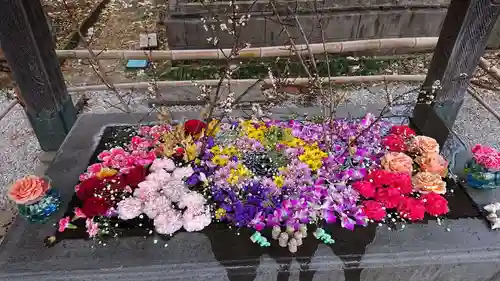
79, 163, 104, 181
58, 216, 70, 232
130, 150, 156, 167
471, 144, 500, 170
98, 147, 132, 169
134, 180, 160, 202
74, 207, 86, 219
116, 197, 143, 220
130, 136, 153, 151
85, 218, 99, 238
178, 191, 206, 210
150, 158, 176, 173
146, 169, 172, 186
162, 180, 187, 202
143, 195, 172, 218
154, 209, 183, 235
171, 167, 194, 181
183, 207, 211, 232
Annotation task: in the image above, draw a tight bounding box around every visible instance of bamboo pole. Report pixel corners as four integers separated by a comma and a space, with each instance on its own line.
478, 57, 500, 85
67, 74, 426, 92
14, 37, 439, 61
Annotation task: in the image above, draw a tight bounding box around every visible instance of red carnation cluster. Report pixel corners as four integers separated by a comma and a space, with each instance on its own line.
75, 165, 147, 217
390, 125, 416, 139
356, 169, 449, 222
382, 125, 416, 153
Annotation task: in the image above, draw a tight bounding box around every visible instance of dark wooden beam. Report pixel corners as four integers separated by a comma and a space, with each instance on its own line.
412, 0, 500, 146
0, 0, 77, 151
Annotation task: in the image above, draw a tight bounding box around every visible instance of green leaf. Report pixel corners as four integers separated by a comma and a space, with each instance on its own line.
66, 223, 78, 229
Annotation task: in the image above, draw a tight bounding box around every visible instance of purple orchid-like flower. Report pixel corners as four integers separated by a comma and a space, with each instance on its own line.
293, 209, 311, 224
340, 213, 356, 231
323, 210, 337, 223
250, 212, 266, 231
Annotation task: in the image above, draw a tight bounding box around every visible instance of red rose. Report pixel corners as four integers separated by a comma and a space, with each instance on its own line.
388, 172, 413, 195
397, 197, 425, 221
184, 120, 206, 135
82, 197, 110, 217
125, 165, 147, 187
390, 125, 416, 140
76, 177, 104, 201
382, 134, 408, 152
352, 181, 376, 198
420, 193, 449, 216
362, 200, 387, 221
374, 186, 402, 209
366, 170, 393, 188
175, 147, 185, 156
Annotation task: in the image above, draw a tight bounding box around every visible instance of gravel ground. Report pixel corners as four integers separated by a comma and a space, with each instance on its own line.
0, 94, 41, 212
0, 84, 498, 212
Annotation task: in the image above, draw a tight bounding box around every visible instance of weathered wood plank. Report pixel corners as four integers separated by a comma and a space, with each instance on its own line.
0, 0, 77, 151
412, 0, 500, 146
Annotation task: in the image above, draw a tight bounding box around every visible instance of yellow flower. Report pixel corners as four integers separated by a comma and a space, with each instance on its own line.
215, 208, 226, 219
274, 175, 284, 188
309, 161, 323, 171
206, 120, 220, 136
210, 145, 222, 155
97, 168, 118, 179
212, 155, 229, 166
185, 143, 198, 161
227, 174, 239, 185
236, 163, 252, 177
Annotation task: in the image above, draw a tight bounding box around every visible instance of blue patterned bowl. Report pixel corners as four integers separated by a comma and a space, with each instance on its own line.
464, 159, 500, 189
17, 188, 61, 224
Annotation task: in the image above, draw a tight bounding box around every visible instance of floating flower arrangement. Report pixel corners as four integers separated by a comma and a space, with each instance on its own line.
38, 114, 456, 251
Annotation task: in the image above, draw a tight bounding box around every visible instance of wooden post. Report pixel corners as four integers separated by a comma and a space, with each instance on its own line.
0, 0, 77, 151
412, 0, 500, 146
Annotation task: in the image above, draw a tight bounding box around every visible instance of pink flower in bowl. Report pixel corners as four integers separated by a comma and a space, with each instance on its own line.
8, 176, 50, 205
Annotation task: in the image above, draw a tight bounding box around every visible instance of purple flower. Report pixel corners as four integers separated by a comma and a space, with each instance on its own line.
323, 210, 337, 223
186, 174, 200, 186
206, 137, 215, 148
250, 212, 266, 231
340, 213, 355, 231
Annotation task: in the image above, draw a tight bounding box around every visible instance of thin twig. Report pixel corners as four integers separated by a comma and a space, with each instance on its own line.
270, 1, 313, 79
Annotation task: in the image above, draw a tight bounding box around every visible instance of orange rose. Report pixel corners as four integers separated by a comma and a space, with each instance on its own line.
412, 172, 446, 194
8, 176, 50, 205
415, 153, 448, 177
381, 152, 413, 174
411, 136, 439, 155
